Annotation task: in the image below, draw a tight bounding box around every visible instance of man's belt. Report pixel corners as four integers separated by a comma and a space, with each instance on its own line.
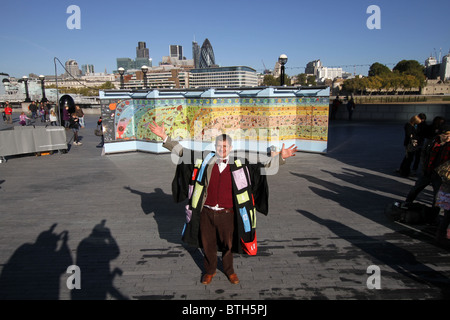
203, 206, 233, 214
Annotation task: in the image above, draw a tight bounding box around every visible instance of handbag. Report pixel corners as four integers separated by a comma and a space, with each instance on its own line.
435, 160, 450, 182
406, 135, 419, 153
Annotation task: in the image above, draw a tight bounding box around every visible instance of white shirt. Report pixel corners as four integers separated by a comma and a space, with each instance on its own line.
217, 157, 229, 173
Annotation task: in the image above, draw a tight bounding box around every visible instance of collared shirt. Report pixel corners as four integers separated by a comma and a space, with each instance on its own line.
217, 157, 229, 173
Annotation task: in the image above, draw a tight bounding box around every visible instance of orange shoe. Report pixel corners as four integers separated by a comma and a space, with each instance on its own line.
227, 273, 240, 284
201, 273, 216, 285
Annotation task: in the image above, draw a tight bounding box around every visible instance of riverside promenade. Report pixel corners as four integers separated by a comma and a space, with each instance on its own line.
0, 112, 449, 304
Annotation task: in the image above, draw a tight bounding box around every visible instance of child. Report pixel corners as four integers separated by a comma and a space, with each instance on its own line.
49, 109, 58, 126
19, 112, 31, 126
39, 104, 46, 122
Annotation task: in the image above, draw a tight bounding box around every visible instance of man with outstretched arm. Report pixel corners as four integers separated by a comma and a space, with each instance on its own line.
149, 121, 297, 285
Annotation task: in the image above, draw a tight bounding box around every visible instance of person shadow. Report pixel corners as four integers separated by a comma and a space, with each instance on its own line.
297, 209, 450, 299
0, 223, 72, 300
71, 220, 128, 300
123, 186, 205, 274
124, 186, 187, 244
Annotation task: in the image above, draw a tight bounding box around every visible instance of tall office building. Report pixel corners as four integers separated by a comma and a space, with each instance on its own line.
136, 41, 151, 69
65, 59, 81, 77
199, 38, 215, 68
135, 57, 152, 69
136, 41, 149, 59
117, 42, 151, 72
81, 64, 95, 75
192, 41, 200, 69
305, 60, 322, 75
170, 45, 183, 60
117, 58, 135, 71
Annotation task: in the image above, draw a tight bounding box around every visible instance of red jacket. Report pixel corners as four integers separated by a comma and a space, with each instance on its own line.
4, 106, 12, 115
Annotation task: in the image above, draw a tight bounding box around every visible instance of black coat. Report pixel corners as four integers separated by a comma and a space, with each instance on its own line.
171, 150, 269, 254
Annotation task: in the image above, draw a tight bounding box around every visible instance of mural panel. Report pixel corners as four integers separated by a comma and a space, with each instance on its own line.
100, 87, 330, 153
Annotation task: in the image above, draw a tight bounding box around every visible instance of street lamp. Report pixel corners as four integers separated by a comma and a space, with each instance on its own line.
22, 76, 31, 102
141, 65, 148, 89
278, 54, 288, 86
39, 75, 47, 102
118, 67, 125, 89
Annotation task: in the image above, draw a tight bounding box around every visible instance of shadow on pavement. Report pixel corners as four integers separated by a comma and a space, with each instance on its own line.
71, 220, 128, 300
0, 224, 72, 300
297, 210, 450, 299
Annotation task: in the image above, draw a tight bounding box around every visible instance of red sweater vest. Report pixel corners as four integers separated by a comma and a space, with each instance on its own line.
204, 163, 233, 209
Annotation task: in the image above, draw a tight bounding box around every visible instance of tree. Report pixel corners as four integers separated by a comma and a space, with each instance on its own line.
400, 74, 420, 94
368, 62, 391, 77
307, 75, 316, 86
368, 76, 382, 95
262, 75, 279, 86
342, 78, 359, 94
393, 60, 425, 87
297, 73, 307, 86
279, 74, 291, 86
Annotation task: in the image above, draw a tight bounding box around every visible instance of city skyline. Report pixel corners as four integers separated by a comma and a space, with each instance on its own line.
0, 0, 449, 78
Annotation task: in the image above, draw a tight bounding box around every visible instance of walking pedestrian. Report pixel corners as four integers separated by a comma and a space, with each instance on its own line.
43, 102, 50, 122
4, 101, 13, 124
69, 113, 82, 145
96, 116, 104, 147
63, 106, 70, 129
39, 103, 46, 122
29, 101, 37, 119
330, 96, 342, 120
401, 124, 450, 210
398, 115, 422, 177
346, 97, 356, 121
411, 113, 427, 175
75, 105, 85, 128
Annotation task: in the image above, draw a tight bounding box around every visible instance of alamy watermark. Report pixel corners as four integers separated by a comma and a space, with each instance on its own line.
366, 265, 381, 289
66, 265, 81, 289
366, 5, 381, 30
66, 5, 81, 30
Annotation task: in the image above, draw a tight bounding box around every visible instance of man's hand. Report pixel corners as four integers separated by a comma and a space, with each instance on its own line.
149, 121, 168, 141
279, 143, 298, 159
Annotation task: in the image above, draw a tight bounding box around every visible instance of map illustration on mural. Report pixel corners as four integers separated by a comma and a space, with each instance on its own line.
100, 87, 330, 154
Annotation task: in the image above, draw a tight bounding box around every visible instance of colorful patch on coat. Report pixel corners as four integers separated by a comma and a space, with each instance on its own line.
239, 207, 251, 232
191, 183, 203, 209
232, 168, 248, 190
236, 191, 250, 205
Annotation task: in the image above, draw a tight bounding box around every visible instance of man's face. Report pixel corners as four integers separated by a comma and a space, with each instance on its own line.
215, 140, 232, 158
440, 132, 450, 144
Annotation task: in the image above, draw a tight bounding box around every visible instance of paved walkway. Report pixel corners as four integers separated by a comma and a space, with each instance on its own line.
0, 112, 449, 304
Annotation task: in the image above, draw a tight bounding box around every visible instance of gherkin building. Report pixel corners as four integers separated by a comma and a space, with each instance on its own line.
199, 38, 215, 68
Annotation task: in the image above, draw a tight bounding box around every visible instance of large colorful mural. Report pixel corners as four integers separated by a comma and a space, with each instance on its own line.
99, 87, 330, 154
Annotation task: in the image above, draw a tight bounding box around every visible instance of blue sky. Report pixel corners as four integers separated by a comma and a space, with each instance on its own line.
1, 0, 449, 78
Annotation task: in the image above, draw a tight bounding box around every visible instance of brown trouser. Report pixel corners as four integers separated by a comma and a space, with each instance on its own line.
200, 206, 235, 276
